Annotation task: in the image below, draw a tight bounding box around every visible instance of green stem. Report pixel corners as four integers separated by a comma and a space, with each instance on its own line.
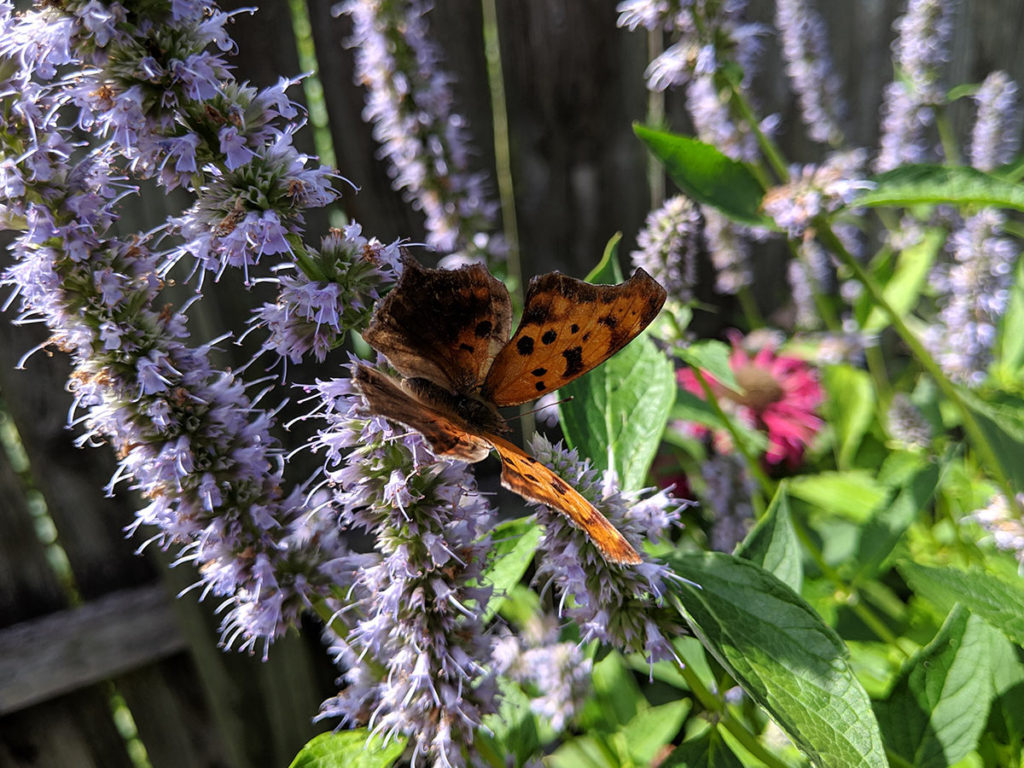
816, 220, 1023, 516
692, 368, 774, 496
673, 654, 794, 768
789, 514, 913, 658
736, 286, 764, 330
481, 0, 521, 296
935, 109, 961, 166
647, 27, 666, 207
722, 69, 789, 183
310, 595, 387, 678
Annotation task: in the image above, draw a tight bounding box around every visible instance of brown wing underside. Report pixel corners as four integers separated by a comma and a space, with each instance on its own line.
487, 433, 642, 565
482, 268, 667, 407
363, 257, 513, 394
354, 364, 492, 462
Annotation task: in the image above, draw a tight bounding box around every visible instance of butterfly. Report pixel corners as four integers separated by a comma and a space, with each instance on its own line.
354, 256, 667, 565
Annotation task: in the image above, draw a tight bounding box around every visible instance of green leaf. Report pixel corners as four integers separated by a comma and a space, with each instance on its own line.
863, 228, 944, 332
479, 678, 542, 767
586, 233, 626, 284
288, 730, 406, 768
677, 339, 739, 392
479, 518, 542, 622
663, 731, 746, 767
667, 552, 888, 768
623, 701, 690, 765
852, 462, 940, 583
986, 628, 1024, 748
898, 562, 1024, 647
634, 124, 771, 227
559, 332, 675, 491
995, 260, 1024, 379
852, 164, 1024, 211
735, 480, 803, 592
587, 651, 643, 731
874, 606, 995, 768
788, 471, 889, 522
959, 387, 1024, 490
822, 365, 876, 468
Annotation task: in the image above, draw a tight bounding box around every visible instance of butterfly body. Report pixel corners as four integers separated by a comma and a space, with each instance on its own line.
356, 257, 666, 565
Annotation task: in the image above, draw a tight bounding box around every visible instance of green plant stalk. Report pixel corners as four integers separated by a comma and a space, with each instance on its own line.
816, 219, 1024, 516
737, 285, 764, 330
692, 368, 774, 496
722, 68, 789, 184
310, 594, 387, 678
481, 0, 521, 296
646, 27, 666, 207
935, 109, 961, 167
671, 649, 794, 768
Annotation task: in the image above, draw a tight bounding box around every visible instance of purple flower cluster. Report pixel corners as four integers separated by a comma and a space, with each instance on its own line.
630, 195, 702, 304
875, 0, 957, 172
774, 0, 846, 145
970, 70, 1022, 172
701, 452, 754, 552
526, 435, 688, 664
340, 0, 505, 269
926, 209, 1018, 385
491, 613, 592, 731
965, 493, 1024, 570
253, 224, 401, 365
311, 375, 496, 767
762, 150, 871, 238
0, 6, 341, 655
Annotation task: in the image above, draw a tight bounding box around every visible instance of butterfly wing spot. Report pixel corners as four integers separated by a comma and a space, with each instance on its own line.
598, 314, 617, 328
570, 324, 580, 333
561, 346, 584, 378
475, 320, 493, 338
460, 343, 474, 353
517, 336, 535, 356
531, 368, 547, 376
535, 381, 546, 391
542, 330, 557, 344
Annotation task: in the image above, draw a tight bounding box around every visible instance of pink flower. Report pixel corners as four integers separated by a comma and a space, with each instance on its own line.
679, 332, 824, 467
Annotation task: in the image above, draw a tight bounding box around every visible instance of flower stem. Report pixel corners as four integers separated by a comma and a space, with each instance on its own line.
692, 368, 774, 497
722, 68, 789, 183
672, 653, 794, 768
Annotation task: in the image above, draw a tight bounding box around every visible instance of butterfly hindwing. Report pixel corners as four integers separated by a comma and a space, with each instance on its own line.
482, 268, 667, 406
487, 433, 642, 565
363, 257, 513, 394
354, 364, 492, 462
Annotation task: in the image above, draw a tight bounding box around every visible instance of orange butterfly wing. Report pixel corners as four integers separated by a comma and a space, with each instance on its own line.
481, 268, 666, 406
487, 433, 642, 565
354, 364, 492, 462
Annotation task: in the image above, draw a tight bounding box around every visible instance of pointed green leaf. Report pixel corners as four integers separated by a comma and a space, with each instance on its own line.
788, 471, 889, 522
586, 233, 626, 284
822, 365, 876, 468
852, 462, 940, 583
959, 388, 1024, 489
623, 701, 691, 765
667, 552, 888, 768
479, 678, 542, 767
480, 518, 542, 622
288, 730, 406, 768
735, 480, 803, 592
898, 562, 1024, 647
663, 732, 746, 767
560, 333, 675, 491
986, 627, 1024, 748
852, 164, 1024, 211
634, 124, 771, 227
863, 228, 944, 332
677, 339, 739, 392
874, 606, 995, 768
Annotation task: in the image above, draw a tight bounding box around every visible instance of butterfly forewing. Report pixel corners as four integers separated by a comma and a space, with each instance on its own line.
481, 269, 667, 407
487, 433, 642, 564
354, 364, 492, 462
363, 258, 513, 394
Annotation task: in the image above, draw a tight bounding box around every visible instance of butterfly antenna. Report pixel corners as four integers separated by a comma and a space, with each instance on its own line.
506, 396, 574, 422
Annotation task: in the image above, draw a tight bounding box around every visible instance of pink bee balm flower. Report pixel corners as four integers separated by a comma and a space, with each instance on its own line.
679, 332, 824, 467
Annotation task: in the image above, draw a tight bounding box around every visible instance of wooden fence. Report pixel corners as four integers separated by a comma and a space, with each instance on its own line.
2, 1, 1024, 766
